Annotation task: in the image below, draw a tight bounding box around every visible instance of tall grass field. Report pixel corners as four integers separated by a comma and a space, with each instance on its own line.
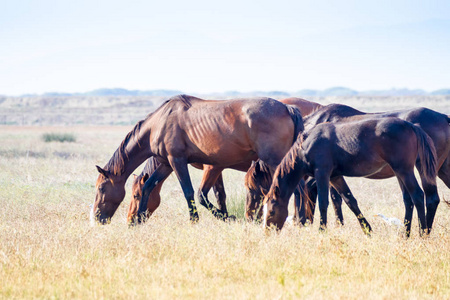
1, 96, 449, 299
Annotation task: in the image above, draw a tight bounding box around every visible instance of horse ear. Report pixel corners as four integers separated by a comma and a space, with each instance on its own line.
251, 160, 256, 167
96, 165, 110, 178
274, 186, 280, 197
141, 173, 150, 185
254, 160, 261, 172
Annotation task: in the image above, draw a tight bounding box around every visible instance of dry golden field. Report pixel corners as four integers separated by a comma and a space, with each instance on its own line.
0, 96, 450, 299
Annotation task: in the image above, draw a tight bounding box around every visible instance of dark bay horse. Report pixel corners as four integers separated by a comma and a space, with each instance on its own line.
244, 159, 342, 223
298, 104, 449, 232
92, 95, 304, 225
248, 104, 449, 231
126, 97, 322, 224
263, 117, 437, 237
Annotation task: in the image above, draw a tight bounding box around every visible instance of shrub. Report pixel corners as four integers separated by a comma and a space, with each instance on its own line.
42, 133, 76, 143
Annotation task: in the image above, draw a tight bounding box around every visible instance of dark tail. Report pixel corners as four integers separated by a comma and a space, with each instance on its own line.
296, 179, 315, 224
411, 125, 437, 183
285, 105, 304, 144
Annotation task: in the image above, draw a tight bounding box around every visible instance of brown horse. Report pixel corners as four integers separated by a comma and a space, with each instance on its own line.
92, 95, 304, 225
263, 117, 437, 237
128, 157, 249, 224
126, 97, 322, 224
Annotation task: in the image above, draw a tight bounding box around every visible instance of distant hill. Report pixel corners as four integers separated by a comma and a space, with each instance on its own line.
84, 88, 182, 97
14, 87, 450, 97
33, 88, 183, 98
430, 89, 450, 96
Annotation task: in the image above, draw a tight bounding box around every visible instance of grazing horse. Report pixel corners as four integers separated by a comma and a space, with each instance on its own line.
92, 95, 304, 225
245, 160, 343, 224
128, 157, 249, 224
297, 104, 449, 232
263, 117, 437, 237
126, 97, 322, 224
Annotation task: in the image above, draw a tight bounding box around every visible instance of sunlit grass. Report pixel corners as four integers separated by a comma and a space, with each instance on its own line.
0, 125, 449, 299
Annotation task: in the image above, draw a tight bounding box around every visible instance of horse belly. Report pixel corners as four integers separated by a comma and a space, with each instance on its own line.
185, 133, 256, 166
335, 154, 388, 178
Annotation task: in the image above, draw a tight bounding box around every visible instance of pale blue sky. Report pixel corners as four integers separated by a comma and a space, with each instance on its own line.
1, 0, 449, 95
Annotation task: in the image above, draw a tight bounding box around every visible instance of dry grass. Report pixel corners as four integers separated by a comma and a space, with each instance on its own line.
1, 125, 449, 299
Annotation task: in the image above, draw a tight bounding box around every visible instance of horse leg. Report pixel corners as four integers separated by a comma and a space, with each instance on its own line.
137, 163, 173, 224
330, 176, 372, 235
296, 177, 317, 225
300, 178, 343, 226
315, 171, 330, 231
127, 178, 166, 225
293, 186, 302, 225
213, 173, 227, 213
169, 157, 200, 223
420, 178, 440, 234
397, 178, 414, 237
196, 166, 229, 221
396, 171, 427, 236
330, 187, 344, 226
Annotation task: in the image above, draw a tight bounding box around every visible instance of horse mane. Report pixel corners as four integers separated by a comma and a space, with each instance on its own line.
245, 160, 273, 193
173, 94, 195, 108
132, 156, 161, 187
142, 156, 160, 175
103, 95, 198, 176
104, 119, 145, 176
263, 134, 305, 204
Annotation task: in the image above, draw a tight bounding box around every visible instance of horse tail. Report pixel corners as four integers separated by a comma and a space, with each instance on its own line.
411, 124, 437, 183
297, 179, 314, 223
285, 104, 304, 144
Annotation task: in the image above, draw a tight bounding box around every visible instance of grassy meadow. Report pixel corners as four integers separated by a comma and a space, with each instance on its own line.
1, 96, 450, 299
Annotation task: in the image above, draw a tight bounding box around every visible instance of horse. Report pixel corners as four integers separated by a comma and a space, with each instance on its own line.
247, 104, 449, 231
263, 117, 437, 237
126, 97, 322, 224
92, 95, 304, 225
297, 104, 449, 232
128, 157, 249, 224
245, 160, 343, 224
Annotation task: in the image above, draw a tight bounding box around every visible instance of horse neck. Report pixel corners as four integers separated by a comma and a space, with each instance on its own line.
107, 126, 153, 184
277, 149, 307, 202
121, 145, 152, 181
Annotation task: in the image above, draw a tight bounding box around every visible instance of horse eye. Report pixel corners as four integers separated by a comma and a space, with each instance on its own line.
99, 187, 105, 193
133, 194, 139, 199
269, 210, 275, 216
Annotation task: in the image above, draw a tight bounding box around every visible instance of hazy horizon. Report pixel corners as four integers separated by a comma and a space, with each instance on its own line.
1, 1, 449, 96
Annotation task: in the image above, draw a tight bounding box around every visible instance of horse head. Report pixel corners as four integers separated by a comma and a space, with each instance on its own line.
244, 160, 272, 221
127, 173, 149, 224
263, 185, 289, 231
91, 166, 126, 225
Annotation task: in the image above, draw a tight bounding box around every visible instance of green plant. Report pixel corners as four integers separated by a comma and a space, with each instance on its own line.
42, 133, 76, 143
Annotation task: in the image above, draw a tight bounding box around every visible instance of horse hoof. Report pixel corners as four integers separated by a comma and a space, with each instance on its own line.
226, 215, 237, 222
190, 216, 200, 224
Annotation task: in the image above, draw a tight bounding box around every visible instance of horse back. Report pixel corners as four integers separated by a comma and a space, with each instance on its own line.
279, 97, 322, 116
148, 96, 299, 166
387, 107, 450, 166
304, 118, 420, 177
